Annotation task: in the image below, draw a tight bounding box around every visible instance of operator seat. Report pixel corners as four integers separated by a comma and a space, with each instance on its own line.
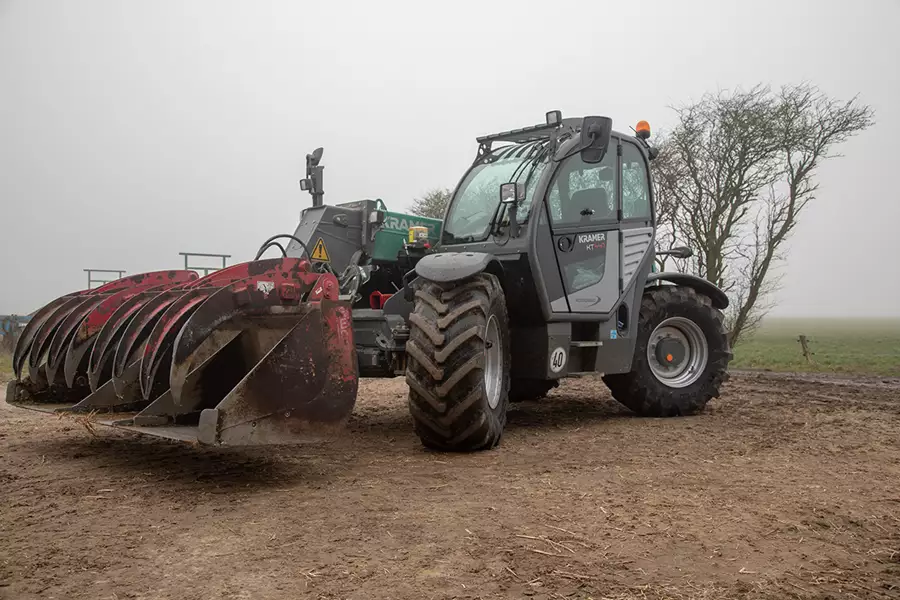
565, 187, 614, 222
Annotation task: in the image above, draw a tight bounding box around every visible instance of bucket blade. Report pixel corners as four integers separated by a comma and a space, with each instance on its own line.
196, 299, 358, 446
67, 379, 124, 412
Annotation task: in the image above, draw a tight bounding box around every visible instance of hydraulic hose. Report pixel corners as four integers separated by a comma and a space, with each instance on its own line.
254, 235, 310, 261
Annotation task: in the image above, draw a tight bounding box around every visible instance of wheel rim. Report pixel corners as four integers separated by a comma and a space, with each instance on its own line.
647, 316, 708, 388
484, 314, 502, 409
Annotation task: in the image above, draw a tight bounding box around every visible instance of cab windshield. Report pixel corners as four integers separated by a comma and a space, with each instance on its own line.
442, 143, 549, 244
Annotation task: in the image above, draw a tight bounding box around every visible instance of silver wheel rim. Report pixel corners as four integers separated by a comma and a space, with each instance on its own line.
484, 314, 502, 409
647, 316, 708, 388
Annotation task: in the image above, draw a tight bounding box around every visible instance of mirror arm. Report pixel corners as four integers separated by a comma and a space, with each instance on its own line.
657, 246, 693, 259
508, 202, 519, 238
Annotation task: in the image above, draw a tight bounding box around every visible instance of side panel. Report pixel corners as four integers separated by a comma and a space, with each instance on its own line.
373, 211, 443, 262
621, 226, 654, 291
554, 227, 620, 314
594, 248, 655, 375
510, 323, 572, 379
287, 204, 365, 270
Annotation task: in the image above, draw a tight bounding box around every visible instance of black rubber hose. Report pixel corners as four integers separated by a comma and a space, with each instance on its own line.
254, 241, 288, 259
254, 235, 310, 260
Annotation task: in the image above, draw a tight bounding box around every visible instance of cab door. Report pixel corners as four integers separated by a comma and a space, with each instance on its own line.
546, 139, 621, 315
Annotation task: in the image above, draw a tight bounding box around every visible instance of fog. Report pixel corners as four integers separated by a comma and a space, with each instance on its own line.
1, 0, 897, 317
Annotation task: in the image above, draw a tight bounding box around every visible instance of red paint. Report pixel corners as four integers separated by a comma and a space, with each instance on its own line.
369, 291, 393, 309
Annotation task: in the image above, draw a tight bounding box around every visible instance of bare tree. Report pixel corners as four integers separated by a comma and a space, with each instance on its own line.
410, 187, 452, 219
651, 84, 873, 344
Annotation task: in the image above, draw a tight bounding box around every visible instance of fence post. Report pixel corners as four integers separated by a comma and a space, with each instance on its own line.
797, 334, 814, 363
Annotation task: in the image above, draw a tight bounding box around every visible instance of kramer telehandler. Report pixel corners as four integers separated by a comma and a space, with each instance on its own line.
8, 111, 731, 451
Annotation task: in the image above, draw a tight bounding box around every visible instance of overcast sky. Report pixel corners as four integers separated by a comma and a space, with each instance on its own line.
1, 0, 898, 317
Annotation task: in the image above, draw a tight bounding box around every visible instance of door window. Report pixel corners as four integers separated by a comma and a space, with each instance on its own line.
547, 144, 617, 228
621, 142, 651, 220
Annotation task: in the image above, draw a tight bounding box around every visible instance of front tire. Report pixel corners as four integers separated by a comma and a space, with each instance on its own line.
405, 273, 510, 451
603, 286, 731, 417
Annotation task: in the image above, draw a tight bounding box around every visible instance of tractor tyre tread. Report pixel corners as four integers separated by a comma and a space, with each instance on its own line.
406, 273, 510, 452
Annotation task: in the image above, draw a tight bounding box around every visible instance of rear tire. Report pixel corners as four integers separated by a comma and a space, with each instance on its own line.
509, 378, 558, 403
603, 286, 731, 417
405, 273, 510, 451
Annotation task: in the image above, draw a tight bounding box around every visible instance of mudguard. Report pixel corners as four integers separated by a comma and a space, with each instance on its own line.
414, 252, 498, 284
645, 272, 729, 310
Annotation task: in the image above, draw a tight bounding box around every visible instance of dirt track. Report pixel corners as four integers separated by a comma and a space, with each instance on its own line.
2, 373, 899, 600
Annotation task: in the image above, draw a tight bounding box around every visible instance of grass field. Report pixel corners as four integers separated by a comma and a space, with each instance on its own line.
731, 317, 900, 377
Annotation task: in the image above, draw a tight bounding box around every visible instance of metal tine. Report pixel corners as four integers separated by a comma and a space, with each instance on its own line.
13, 294, 81, 378
65, 272, 199, 388
88, 292, 163, 392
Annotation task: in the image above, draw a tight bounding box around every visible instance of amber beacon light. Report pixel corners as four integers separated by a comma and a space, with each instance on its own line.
635, 120, 651, 140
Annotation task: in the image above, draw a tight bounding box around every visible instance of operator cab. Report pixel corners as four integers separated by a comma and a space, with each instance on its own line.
439, 111, 656, 326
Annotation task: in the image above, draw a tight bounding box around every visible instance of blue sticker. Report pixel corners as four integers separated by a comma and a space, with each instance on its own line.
610, 329, 618, 339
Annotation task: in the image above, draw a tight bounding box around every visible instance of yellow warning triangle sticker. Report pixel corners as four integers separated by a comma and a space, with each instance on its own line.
310, 238, 330, 262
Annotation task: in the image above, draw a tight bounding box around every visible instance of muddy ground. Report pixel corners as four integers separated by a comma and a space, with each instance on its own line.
1, 372, 899, 600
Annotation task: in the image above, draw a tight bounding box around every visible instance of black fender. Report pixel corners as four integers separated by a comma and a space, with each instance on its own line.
413, 252, 502, 284
645, 272, 729, 310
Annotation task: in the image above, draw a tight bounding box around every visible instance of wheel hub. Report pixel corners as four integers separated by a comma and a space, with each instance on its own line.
647, 317, 709, 388
654, 337, 687, 368
484, 314, 502, 409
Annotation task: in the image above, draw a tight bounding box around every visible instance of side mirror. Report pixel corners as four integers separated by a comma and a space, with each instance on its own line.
500, 182, 526, 204
299, 179, 310, 191
579, 116, 612, 164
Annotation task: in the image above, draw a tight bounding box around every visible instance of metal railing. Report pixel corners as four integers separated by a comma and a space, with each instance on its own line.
178, 252, 231, 277
84, 268, 126, 289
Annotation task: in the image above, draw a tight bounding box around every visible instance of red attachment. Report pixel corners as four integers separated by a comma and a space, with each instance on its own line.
78, 272, 198, 338
279, 283, 299, 301
10, 255, 360, 447
14, 270, 199, 380
139, 257, 339, 400
369, 291, 393, 309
